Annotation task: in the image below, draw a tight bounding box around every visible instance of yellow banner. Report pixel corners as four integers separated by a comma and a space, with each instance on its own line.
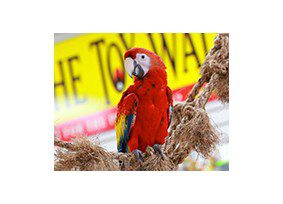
54, 33, 216, 123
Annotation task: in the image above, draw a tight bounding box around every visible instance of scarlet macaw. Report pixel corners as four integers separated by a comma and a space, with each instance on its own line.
115, 48, 173, 161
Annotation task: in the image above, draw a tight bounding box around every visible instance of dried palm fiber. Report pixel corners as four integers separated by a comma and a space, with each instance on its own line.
116, 146, 176, 171
164, 73, 220, 165
54, 137, 119, 171
54, 33, 228, 171
201, 33, 229, 103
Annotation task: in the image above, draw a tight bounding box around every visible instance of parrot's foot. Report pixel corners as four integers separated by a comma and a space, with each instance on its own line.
132, 149, 144, 163
153, 144, 165, 160
118, 160, 124, 171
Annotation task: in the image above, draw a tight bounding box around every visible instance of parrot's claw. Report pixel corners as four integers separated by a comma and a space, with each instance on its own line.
132, 149, 144, 163
153, 144, 165, 160
118, 160, 124, 171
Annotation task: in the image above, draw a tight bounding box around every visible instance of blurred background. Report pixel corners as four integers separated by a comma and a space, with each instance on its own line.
54, 33, 229, 171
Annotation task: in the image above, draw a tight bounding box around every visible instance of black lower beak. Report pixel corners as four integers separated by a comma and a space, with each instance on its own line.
132, 61, 144, 78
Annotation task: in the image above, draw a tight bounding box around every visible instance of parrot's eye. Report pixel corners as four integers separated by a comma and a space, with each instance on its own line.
141, 55, 145, 59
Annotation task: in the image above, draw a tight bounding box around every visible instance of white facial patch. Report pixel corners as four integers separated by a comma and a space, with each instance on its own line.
124, 57, 135, 77
124, 53, 151, 78
135, 53, 150, 76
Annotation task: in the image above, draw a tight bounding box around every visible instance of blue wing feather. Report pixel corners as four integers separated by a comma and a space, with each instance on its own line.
117, 114, 136, 153
115, 93, 138, 153
168, 105, 173, 128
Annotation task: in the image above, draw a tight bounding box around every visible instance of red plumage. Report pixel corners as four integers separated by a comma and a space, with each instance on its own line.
116, 48, 173, 153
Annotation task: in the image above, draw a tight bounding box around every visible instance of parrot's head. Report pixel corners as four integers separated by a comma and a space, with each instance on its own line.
124, 48, 166, 79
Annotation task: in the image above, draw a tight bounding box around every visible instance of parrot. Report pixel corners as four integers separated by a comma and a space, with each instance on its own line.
115, 47, 173, 162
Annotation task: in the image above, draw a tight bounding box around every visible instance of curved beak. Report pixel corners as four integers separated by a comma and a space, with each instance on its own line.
132, 60, 144, 78
124, 57, 144, 78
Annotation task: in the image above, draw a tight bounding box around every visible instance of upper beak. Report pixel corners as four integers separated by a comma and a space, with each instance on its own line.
124, 57, 144, 78
132, 60, 144, 78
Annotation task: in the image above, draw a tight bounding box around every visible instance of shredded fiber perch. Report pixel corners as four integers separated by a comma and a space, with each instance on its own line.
54, 33, 229, 171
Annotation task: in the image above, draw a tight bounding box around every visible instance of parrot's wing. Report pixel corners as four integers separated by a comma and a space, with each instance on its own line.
115, 92, 139, 153
166, 86, 173, 128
